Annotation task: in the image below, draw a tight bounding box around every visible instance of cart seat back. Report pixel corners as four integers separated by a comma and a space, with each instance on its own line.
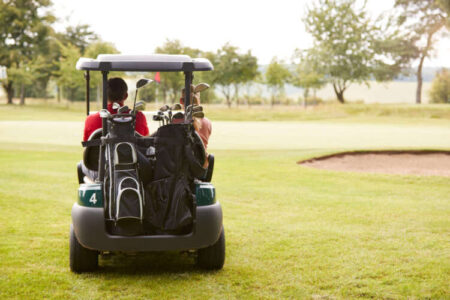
83, 128, 102, 171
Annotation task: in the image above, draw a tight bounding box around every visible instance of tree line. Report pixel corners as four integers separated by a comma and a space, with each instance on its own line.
1, 0, 449, 106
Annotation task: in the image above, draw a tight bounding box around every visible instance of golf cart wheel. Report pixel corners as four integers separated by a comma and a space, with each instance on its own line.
70, 225, 98, 273
197, 227, 225, 270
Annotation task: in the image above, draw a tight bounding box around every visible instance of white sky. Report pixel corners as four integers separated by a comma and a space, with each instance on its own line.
52, 0, 450, 67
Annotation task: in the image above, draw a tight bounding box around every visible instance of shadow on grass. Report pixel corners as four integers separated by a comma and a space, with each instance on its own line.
93, 251, 221, 276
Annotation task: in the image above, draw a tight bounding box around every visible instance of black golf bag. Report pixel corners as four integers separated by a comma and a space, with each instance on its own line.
144, 123, 206, 234
104, 115, 145, 236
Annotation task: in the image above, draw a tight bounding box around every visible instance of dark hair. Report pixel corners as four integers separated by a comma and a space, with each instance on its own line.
107, 77, 128, 102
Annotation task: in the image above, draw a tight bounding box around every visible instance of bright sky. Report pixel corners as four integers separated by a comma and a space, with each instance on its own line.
52, 0, 450, 67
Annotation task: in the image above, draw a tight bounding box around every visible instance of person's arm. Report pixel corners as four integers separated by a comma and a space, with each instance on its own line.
83, 115, 94, 141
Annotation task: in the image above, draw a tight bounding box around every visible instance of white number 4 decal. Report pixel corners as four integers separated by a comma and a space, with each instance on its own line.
89, 193, 97, 205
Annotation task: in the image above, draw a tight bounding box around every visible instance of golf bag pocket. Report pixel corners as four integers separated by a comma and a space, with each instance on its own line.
146, 177, 171, 230
145, 176, 193, 234
106, 141, 145, 236
163, 177, 193, 233
116, 177, 143, 220
110, 172, 144, 236
114, 142, 137, 165
114, 173, 143, 219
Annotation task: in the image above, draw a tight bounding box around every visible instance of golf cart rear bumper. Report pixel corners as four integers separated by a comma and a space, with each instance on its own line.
71, 202, 223, 252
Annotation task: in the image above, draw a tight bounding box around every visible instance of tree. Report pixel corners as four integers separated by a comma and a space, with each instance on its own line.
55, 24, 98, 55
0, 0, 54, 104
54, 43, 84, 101
210, 43, 258, 107
52, 40, 119, 102
438, 0, 450, 14
10, 55, 51, 105
304, 0, 410, 103
429, 68, 450, 103
291, 50, 326, 108
155, 39, 201, 103
395, 0, 449, 104
195, 50, 219, 104
24, 38, 61, 100
233, 50, 259, 106
265, 57, 291, 106
208, 43, 239, 107
84, 41, 119, 102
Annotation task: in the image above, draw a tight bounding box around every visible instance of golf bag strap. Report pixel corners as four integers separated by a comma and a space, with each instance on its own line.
82, 136, 153, 148
154, 137, 184, 146
81, 139, 101, 147
102, 136, 138, 145
184, 144, 206, 177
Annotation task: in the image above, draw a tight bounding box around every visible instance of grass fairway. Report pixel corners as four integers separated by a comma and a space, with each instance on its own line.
0, 104, 449, 299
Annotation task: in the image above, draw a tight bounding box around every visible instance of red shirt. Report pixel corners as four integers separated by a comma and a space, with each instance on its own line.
83, 103, 149, 141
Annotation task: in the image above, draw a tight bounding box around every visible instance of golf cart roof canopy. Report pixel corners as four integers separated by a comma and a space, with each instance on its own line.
76, 54, 213, 72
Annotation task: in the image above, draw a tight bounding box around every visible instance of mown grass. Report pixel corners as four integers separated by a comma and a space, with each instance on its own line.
0, 105, 449, 299
1, 100, 450, 122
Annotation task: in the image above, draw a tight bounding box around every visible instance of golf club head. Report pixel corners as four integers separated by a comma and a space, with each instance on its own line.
118, 105, 129, 114
194, 83, 210, 93
192, 105, 203, 112
193, 111, 205, 118
185, 104, 194, 112
159, 104, 170, 112
171, 103, 183, 111
186, 104, 203, 113
153, 115, 163, 121
172, 112, 184, 120
99, 109, 111, 118
136, 78, 153, 89
112, 102, 121, 110
134, 101, 146, 111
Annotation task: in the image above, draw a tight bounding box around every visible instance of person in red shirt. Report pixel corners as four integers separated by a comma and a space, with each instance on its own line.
83, 77, 149, 141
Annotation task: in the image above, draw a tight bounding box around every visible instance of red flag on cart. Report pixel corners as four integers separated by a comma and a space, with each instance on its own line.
154, 72, 161, 83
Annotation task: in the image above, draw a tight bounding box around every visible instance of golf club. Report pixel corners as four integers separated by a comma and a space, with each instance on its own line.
118, 105, 129, 114
153, 114, 164, 127
159, 104, 170, 112
194, 83, 210, 93
171, 103, 182, 111
134, 101, 145, 111
112, 102, 121, 110
157, 111, 166, 125
99, 109, 111, 119
133, 78, 153, 113
192, 111, 205, 118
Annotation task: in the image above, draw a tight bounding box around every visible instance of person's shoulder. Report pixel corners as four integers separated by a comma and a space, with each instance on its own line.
136, 111, 147, 119
85, 112, 100, 123
86, 112, 100, 120
202, 117, 212, 127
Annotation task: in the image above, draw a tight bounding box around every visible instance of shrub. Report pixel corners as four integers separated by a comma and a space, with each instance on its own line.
429, 69, 450, 104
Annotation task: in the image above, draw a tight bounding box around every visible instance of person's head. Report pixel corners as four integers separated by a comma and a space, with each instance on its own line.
107, 77, 128, 104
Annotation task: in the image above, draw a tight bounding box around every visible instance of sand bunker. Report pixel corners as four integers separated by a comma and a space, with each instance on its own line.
299, 151, 450, 176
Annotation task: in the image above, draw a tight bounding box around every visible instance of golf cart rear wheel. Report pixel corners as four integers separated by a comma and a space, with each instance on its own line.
197, 227, 225, 270
70, 225, 98, 273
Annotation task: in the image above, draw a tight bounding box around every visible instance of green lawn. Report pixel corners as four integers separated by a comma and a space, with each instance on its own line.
0, 104, 449, 299
1, 101, 450, 122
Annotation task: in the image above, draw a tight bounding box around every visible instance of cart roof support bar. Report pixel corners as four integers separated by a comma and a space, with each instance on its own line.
184, 71, 192, 120
84, 71, 90, 116
98, 71, 108, 182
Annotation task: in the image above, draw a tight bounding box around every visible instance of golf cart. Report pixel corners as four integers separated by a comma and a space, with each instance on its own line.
70, 54, 224, 272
